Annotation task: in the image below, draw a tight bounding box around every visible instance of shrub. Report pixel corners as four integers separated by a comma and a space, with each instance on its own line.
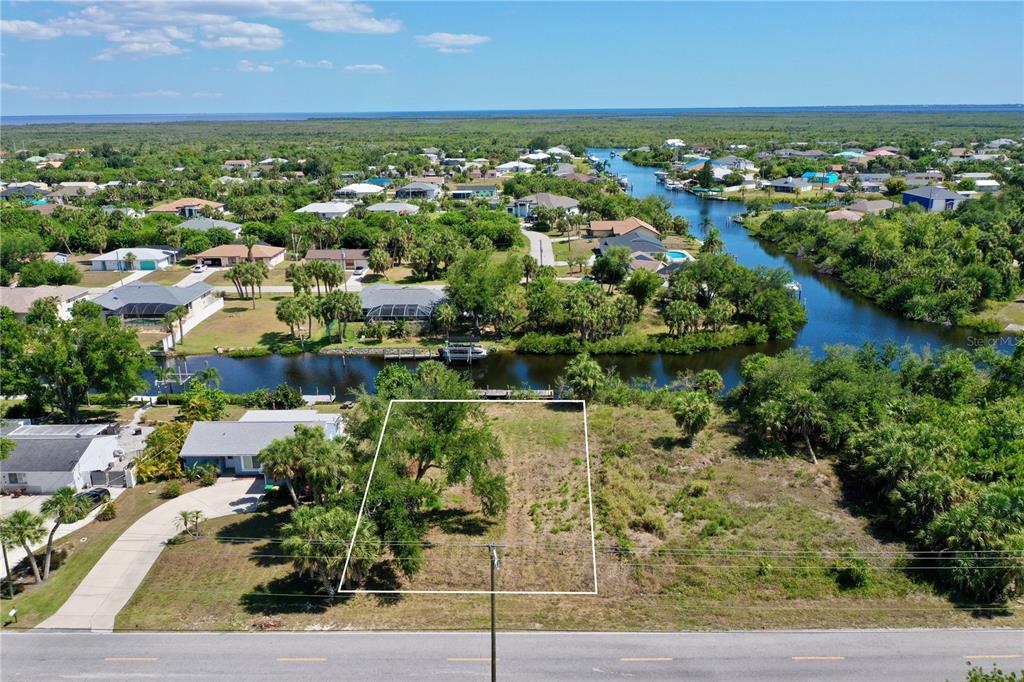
199, 467, 218, 487
160, 480, 183, 499
276, 342, 304, 356
634, 509, 667, 537
96, 502, 118, 521
683, 480, 710, 497
830, 551, 870, 590
228, 347, 272, 359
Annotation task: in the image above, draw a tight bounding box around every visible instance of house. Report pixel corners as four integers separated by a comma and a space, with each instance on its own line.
588, 217, 660, 240
629, 252, 667, 274
40, 251, 71, 264
395, 182, 442, 201
178, 216, 243, 237
904, 171, 945, 186
495, 160, 535, 176
221, 159, 252, 170
714, 155, 755, 171
92, 283, 217, 320
360, 285, 446, 321
195, 244, 286, 267
366, 201, 420, 216
0, 182, 48, 200
825, 209, 864, 223
508, 192, 580, 219
218, 176, 246, 186
334, 183, 385, 199
973, 179, 1001, 193
902, 186, 965, 213
450, 185, 497, 200
47, 182, 99, 203
295, 201, 354, 220
180, 411, 342, 476
850, 173, 891, 193
766, 177, 812, 193
305, 248, 370, 269
954, 172, 993, 181
664, 139, 686, 148
0, 424, 118, 493
599, 233, 666, 256
148, 198, 225, 218
986, 139, 1017, 149
258, 157, 288, 165
102, 205, 145, 219
546, 146, 572, 157
90, 247, 177, 271
0, 285, 89, 320
520, 152, 551, 162
847, 199, 897, 215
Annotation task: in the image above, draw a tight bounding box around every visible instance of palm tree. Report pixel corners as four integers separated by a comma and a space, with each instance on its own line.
194, 364, 221, 389
152, 367, 175, 405
258, 438, 303, 507
161, 312, 178, 348
788, 388, 824, 465
122, 251, 137, 272
434, 302, 457, 340
672, 391, 713, 446
242, 235, 258, 262
281, 505, 379, 594
40, 487, 89, 580
172, 305, 188, 343
175, 510, 205, 538
4, 510, 46, 583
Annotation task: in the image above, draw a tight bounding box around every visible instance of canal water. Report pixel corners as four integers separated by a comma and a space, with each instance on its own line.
159, 149, 1009, 396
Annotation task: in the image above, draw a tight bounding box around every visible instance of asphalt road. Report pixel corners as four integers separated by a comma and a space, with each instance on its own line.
2, 629, 1022, 680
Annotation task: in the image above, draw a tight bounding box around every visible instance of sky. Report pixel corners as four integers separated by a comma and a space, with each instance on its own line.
1, 1, 1022, 116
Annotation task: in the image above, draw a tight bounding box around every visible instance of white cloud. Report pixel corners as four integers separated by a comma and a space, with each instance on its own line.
0, 82, 35, 92
415, 32, 490, 53
344, 63, 386, 73
135, 90, 181, 98
238, 59, 273, 73
294, 59, 333, 69
0, 20, 62, 40
191, 91, 224, 98
1, 2, 400, 61
34, 89, 114, 100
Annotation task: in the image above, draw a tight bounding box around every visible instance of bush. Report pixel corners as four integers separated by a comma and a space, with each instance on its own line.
276, 342, 304, 356
199, 468, 217, 487
683, 480, 710, 497
160, 480, 183, 499
227, 347, 272, 359
830, 551, 871, 590
96, 502, 118, 521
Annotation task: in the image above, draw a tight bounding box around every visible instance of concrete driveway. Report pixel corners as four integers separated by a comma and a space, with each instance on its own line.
174, 266, 220, 288
37, 478, 262, 631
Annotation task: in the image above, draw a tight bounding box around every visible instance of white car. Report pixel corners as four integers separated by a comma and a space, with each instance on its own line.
352, 265, 367, 277
191, 263, 208, 273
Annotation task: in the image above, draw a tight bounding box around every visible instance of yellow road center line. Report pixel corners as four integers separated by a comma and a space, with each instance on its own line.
621, 657, 673, 662
964, 655, 1022, 660
277, 657, 327, 662
105, 657, 158, 662
448, 657, 494, 662
792, 656, 846, 661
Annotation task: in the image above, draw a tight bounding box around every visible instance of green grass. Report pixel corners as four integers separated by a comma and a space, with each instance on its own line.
1, 483, 173, 629
207, 263, 291, 287
78, 270, 132, 287
139, 266, 193, 285
173, 295, 320, 355
114, 404, 1023, 632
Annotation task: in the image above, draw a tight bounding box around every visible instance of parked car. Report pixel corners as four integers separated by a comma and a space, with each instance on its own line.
353, 265, 367, 276
191, 263, 208, 273
74, 487, 111, 510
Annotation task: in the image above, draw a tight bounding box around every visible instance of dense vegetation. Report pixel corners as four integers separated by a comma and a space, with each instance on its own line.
746, 192, 1024, 325
728, 343, 1024, 602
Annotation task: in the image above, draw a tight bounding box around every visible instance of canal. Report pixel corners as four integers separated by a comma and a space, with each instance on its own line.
158, 149, 1008, 396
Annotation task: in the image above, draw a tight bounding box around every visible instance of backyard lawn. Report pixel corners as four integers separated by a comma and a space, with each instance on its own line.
115, 404, 1023, 632
77, 269, 132, 287
173, 295, 322, 355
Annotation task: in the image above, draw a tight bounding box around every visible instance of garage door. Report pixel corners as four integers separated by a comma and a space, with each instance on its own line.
140, 260, 157, 270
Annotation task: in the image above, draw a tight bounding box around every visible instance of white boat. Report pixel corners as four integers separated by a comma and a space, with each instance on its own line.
617, 175, 630, 188
442, 344, 489, 362
654, 170, 668, 182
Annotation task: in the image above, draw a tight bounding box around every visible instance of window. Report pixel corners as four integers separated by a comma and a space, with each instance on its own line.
6, 472, 26, 484
239, 456, 260, 472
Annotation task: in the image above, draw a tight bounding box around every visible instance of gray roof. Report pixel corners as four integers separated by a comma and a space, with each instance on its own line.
178, 216, 242, 232
600, 234, 666, 255
181, 421, 318, 457
359, 285, 445, 310
0, 437, 99, 472
0, 285, 89, 314
93, 283, 213, 313
519, 193, 579, 210
366, 201, 420, 214
902, 186, 961, 200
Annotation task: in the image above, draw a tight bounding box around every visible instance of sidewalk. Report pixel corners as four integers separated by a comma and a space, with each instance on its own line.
37, 478, 262, 631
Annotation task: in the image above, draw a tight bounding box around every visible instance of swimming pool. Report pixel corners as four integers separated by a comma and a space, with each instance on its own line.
665, 250, 690, 261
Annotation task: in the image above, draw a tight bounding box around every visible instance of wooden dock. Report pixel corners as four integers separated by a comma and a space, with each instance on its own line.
383, 348, 437, 360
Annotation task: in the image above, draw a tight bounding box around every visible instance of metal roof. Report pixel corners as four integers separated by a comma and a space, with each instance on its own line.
0, 436, 110, 473
180, 421, 325, 458
93, 283, 213, 313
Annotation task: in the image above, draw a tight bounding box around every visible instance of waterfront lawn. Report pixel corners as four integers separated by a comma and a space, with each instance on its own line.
975, 297, 1024, 331
0, 483, 174, 629
142, 403, 248, 424
113, 406, 1022, 632
552, 236, 599, 264
173, 295, 323, 355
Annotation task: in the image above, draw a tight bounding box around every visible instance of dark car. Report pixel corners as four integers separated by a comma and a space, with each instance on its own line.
74, 488, 111, 510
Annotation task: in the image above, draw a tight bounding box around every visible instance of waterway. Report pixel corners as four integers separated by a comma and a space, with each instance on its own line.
157, 149, 1010, 396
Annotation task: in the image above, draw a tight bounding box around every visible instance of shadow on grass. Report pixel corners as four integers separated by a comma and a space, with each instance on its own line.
424, 508, 494, 536
240, 574, 336, 616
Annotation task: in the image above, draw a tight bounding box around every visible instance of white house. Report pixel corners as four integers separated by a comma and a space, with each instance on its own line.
295, 201, 354, 220
0, 424, 118, 493
0, 286, 90, 321
334, 183, 385, 199
664, 139, 686, 148
495, 161, 535, 176
180, 410, 342, 476
90, 247, 177, 271
508, 192, 580, 219
974, 179, 1001, 193
520, 152, 551, 162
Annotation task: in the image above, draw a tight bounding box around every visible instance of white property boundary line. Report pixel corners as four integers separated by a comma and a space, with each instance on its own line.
338, 399, 599, 595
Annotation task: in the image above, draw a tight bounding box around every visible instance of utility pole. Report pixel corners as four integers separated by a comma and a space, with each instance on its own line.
479, 542, 504, 682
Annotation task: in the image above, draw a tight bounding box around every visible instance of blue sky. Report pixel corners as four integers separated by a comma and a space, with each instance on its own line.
1, 1, 1021, 115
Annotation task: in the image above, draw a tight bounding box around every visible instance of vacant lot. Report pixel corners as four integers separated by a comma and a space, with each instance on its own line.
207, 263, 291, 288
77, 269, 131, 287
139, 265, 194, 286
174, 295, 322, 355
116, 404, 1024, 632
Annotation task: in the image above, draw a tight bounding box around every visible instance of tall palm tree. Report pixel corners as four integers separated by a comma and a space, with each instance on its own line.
194, 364, 222, 389
40, 487, 89, 580
4, 510, 46, 583
153, 367, 175, 405
122, 251, 137, 272
172, 306, 188, 343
